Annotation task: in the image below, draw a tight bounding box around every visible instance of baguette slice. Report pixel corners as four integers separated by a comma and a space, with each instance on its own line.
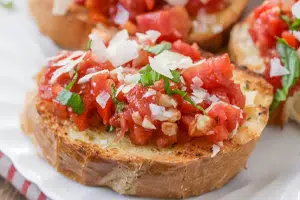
229, 22, 300, 125
21, 67, 273, 198
28, 0, 248, 51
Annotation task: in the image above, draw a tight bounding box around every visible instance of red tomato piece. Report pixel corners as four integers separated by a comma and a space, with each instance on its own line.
172, 40, 201, 61
129, 125, 153, 145
182, 54, 233, 90
282, 31, 300, 49
206, 125, 229, 143
186, 0, 227, 16
136, 7, 191, 42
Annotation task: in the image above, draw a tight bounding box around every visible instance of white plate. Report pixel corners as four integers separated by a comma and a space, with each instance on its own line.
1, 1, 300, 200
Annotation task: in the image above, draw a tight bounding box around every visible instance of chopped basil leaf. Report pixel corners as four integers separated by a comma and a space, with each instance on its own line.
0, 1, 13, 9
280, 15, 300, 30
292, 19, 300, 30
171, 70, 181, 83
56, 71, 84, 114
163, 77, 206, 113
270, 38, 300, 111
86, 39, 92, 50
139, 65, 161, 86
111, 84, 126, 113
56, 90, 84, 114
143, 42, 172, 55
281, 15, 292, 28
105, 125, 116, 132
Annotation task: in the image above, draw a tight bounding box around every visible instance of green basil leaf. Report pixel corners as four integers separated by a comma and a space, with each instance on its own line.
280, 15, 292, 28
86, 39, 92, 50
56, 90, 84, 114
270, 38, 300, 111
0, 1, 13, 9
139, 64, 152, 74
171, 70, 181, 83
143, 42, 172, 55
292, 18, 300, 30
111, 84, 126, 113
65, 71, 78, 90
105, 125, 116, 132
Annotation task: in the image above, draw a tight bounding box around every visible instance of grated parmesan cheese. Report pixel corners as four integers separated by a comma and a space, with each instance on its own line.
211, 144, 220, 158
77, 70, 109, 84
96, 91, 111, 109
270, 58, 290, 77
292, 1, 300, 19
142, 118, 156, 130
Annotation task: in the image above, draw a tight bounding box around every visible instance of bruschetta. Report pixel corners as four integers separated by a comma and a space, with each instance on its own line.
28, 0, 248, 51
229, 0, 300, 125
21, 29, 273, 198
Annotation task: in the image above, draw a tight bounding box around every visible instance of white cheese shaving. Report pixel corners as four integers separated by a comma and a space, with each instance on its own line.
109, 29, 129, 47
191, 77, 203, 89
52, 51, 85, 67
89, 32, 110, 63
96, 91, 111, 109
270, 58, 290, 77
292, 1, 300, 19
136, 30, 161, 43
143, 89, 157, 98
209, 95, 220, 103
230, 122, 239, 138
245, 91, 257, 107
142, 118, 156, 130
191, 88, 209, 104
122, 84, 136, 94
116, 85, 125, 96
77, 70, 109, 84
165, 0, 188, 6
149, 50, 193, 79
211, 144, 220, 158
110, 66, 124, 81
149, 103, 169, 121
52, 0, 72, 16
124, 73, 141, 84
50, 53, 86, 84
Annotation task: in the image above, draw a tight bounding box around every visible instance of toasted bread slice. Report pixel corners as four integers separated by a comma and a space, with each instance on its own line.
21, 67, 273, 198
229, 22, 300, 125
28, 0, 248, 51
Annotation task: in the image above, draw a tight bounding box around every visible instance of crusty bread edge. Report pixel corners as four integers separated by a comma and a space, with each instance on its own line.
28, 0, 248, 51
20, 66, 273, 198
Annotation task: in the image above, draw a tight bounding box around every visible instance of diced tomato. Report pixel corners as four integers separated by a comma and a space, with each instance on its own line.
206, 125, 229, 143
182, 54, 233, 89
186, 0, 227, 16
119, 0, 150, 19
136, 7, 191, 42
208, 103, 245, 133
125, 85, 155, 117
172, 40, 201, 61
132, 50, 151, 69
282, 31, 300, 49
145, 0, 155, 10
226, 83, 246, 109
181, 114, 195, 129
86, 0, 112, 15
249, 1, 288, 55
156, 132, 177, 148
129, 125, 153, 145
91, 74, 114, 124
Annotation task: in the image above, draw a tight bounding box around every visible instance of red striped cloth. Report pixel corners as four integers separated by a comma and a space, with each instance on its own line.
0, 151, 49, 200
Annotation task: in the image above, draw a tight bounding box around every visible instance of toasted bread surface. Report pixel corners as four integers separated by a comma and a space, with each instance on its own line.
21, 67, 273, 198
229, 21, 300, 125
28, 0, 248, 50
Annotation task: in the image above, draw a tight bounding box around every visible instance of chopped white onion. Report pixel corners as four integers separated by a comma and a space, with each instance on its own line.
245, 91, 257, 107
143, 89, 157, 98
52, 0, 72, 15
50, 53, 86, 84
136, 30, 161, 43
165, 0, 188, 6
211, 144, 220, 158
96, 91, 111, 109
292, 1, 300, 19
209, 95, 220, 104
109, 29, 129, 47
77, 70, 109, 84
270, 58, 290, 77
142, 118, 157, 130
191, 77, 203, 89
110, 66, 124, 81
149, 103, 169, 121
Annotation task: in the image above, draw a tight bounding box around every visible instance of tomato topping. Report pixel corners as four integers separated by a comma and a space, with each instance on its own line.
172, 40, 201, 61
281, 31, 300, 49
186, 0, 227, 16
136, 7, 191, 42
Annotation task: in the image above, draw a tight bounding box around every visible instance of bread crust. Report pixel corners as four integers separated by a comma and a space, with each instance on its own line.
229, 22, 300, 125
28, 0, 93, 50
21, 67, 273, 198
28, 0, 248, 50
